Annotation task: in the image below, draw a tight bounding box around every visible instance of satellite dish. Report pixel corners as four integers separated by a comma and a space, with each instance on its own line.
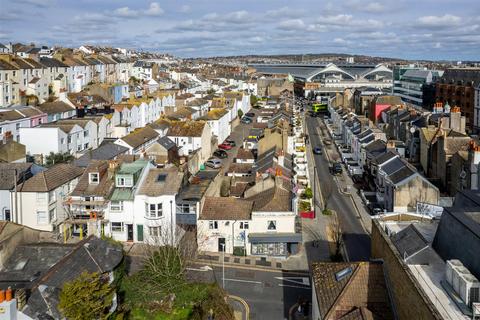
460, 170, 467, 179
410, 127, 416, 134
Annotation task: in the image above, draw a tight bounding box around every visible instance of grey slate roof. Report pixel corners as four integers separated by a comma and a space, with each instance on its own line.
157, 136, 176, 150
74, 143, 129, 167
391, 224, 430, 263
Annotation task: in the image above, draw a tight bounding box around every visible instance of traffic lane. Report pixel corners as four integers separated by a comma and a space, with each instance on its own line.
306, 116, 371, 261
208, 265, 310, 320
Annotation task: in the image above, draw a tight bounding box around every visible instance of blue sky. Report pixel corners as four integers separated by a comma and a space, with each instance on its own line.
0, 0, 479, 60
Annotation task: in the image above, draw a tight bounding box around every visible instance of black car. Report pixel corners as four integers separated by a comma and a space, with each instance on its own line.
225, 139, 236, 147
245, 112, 255, 118
331, 162, 343, 175
213, 149, 228, 159
313, 147, 322, 155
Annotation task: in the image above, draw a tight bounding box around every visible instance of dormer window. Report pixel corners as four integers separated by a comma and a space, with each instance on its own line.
89, 173, 99, 184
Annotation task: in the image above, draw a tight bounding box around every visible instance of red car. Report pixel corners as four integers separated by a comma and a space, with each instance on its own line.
218, 143, 233, 150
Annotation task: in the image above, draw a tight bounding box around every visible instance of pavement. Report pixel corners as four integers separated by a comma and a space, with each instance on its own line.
305, 114, 371, 261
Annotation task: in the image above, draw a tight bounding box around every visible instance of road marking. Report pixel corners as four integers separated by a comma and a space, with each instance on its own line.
274, 276, 310, 286
278, 284, 311, 289
228, 295, 250, 320
224, 278, 262, 284
193, 261, 309, 274
187, 266, 213, 272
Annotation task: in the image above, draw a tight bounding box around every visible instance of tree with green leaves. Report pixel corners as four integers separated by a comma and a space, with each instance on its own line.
59, 271, 114, 320
237, 109, 244, 119
250, 95, 258, 106
44, 152, 74, 167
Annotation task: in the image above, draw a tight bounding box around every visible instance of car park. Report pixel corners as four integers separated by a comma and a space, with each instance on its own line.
205, 158, 222, 169
218, 143, 233, 150
213, 149, 228, 158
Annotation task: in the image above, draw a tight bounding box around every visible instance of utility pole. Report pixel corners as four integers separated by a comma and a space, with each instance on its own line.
170, 200, 173, 246
313, 166, 316, 217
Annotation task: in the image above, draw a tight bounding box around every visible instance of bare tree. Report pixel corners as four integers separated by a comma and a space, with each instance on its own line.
321, 182, 333, 212
136, 225, 199, 294
328, 213, 343, 261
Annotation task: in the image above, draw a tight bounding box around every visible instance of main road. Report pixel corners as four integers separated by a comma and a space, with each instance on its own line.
305, 114, 371, 261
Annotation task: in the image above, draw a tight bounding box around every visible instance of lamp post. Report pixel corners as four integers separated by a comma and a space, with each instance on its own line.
169, 200, 173, 246
221, 243, 225, 289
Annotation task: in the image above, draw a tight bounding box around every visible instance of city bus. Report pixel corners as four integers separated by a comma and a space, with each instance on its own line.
312, 103, 328, 113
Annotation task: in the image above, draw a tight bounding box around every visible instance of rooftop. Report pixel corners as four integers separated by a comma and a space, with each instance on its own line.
200, 197, 253, 220
18, 164, 83, 192
138, 168, 183, 197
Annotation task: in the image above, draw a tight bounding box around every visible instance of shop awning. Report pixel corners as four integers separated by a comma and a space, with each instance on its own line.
248, 233, 302, 243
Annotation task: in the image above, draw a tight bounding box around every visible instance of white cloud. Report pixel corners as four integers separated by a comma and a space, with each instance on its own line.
266, 7, 303, 19
417, 14, 461, 27
145, 2, 164, 16
317, 14, 353, 25
363, 2, 386, 13
16, 0, 55, 8
114, 7, 138, 18
278, 19, 307, 31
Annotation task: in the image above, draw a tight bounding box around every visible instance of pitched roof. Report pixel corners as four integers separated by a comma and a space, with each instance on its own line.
311, 261, 394, 320
0, 163, 33, 190
157, 136, 176, 150
236, 148, 255, 160
138, 168, 183, 197
167, 121, 206, 137
245, 186, 292, 212
120, 126, 159, 149
19, 164, 83, 192
70, 160, 113, 197
35, 101, 74, 115
200, 197, 253, 220
74, 143, 129, 167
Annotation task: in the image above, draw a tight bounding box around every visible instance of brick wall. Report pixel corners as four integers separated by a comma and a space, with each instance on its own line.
371, 220, 442, 320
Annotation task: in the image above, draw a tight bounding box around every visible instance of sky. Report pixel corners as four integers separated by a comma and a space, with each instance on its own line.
0, 0, 479, 60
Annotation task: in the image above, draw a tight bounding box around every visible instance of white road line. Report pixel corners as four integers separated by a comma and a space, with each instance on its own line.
224, 278, 262, 284
278, 284, 311, 289
274, 276, 310, 286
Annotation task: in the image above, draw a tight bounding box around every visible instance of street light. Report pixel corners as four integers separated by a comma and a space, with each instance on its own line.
169, 200, 173, 246
221, 243, 225, 289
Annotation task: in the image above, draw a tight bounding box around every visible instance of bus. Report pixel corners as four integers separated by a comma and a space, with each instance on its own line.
312, 103, 328, 113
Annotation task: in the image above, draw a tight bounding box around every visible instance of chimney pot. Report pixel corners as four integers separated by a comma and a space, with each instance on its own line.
5, 287, 12, 301
0, 289, 5, 303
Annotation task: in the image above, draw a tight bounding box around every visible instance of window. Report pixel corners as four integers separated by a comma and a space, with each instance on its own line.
67, 135, 72, 144
240, 221, 249, 229
60, 138, 65, 144
116, 177, 133, 187
16, 123, 20, 130
48, 190, 56, 203
145, 203, 162, 218
267, 220, 276, 230
37, 211, 48, 225
84, 130, 89, 137
110, 201, 123, 212
84, 143, 89, 149
89, 173, 99, 184
49, 208, 56, 222
148, 226, 161, 237
111, 222, 124, 232
209, 221, 218, 229
0, 127, 2, 134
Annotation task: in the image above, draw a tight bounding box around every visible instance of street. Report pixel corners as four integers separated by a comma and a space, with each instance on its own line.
190, 262, 311, 320
305, 114, 371, 261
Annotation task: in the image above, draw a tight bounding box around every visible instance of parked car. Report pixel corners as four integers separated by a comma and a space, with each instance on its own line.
313, 147, 322, 155
205, 158, 222, 169
218, 143, 233, 150
331, 162, 343, 175
324, 139, 332, 145
225, 139, 236, 147
245, 112, 255, 118
241, 117, 252, 124
213, 149, 228, 158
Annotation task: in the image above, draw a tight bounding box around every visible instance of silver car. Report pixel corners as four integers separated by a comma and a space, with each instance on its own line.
205, 158, 222, 169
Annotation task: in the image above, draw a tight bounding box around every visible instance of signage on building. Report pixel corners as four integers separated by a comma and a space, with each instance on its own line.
304, 83, 321, 90
416, 202, 444, 218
